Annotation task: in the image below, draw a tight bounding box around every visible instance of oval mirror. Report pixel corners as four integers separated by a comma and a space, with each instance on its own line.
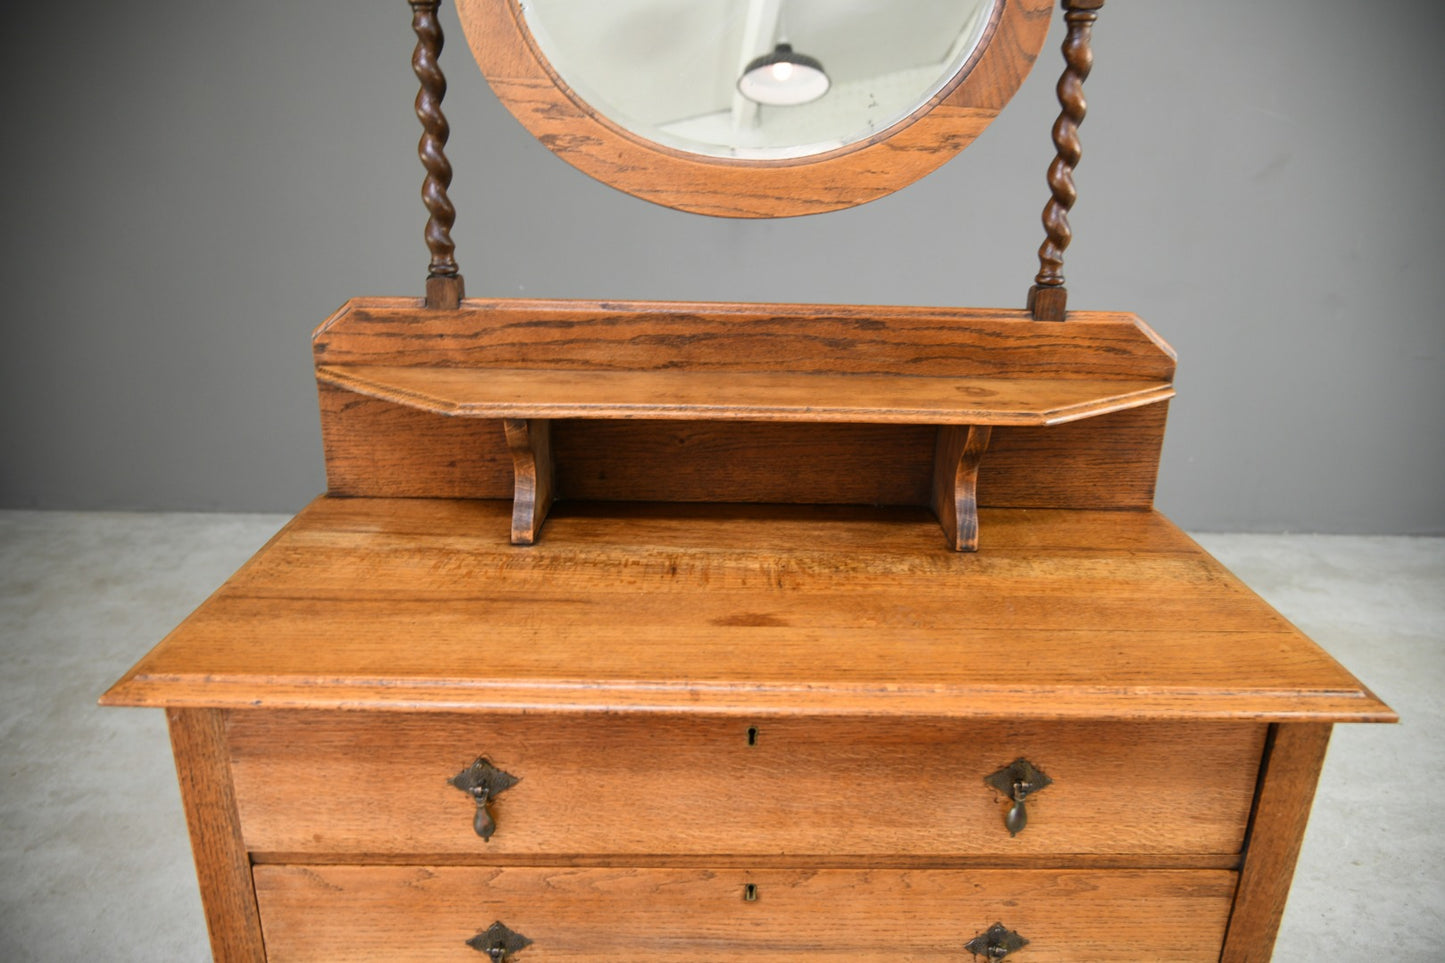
457, 0, 1053, 217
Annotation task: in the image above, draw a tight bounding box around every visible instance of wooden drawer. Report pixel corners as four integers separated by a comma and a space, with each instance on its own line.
228, 712, 1265, 858
254, 865, 1235, 961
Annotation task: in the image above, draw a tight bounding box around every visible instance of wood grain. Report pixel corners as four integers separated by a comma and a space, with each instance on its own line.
320, 403, 1169, 510
553, 420, 938, 507
424, 274, 464, 311
312, 299, 1177, 380
933, 424, 992, 551
979, 402, 1168, 509
249, 852, 1243, 871
1028, 283, 1069, 324
101, 6, 1393, 959
503, 418, 553, 544
313, 298, 1176, 510
166, 709, 266, 963
454, 0, 1055, 217
315, 364, 1171, 426
102, 498, 1395, 722
1221, 723, 1333, 962
226, 713, 1264, 859
254, 865, 1236, 961
317, 382, 514, 499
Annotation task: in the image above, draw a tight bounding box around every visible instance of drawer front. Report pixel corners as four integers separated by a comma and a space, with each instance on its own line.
254, 865, 1235, 961
228, 712, 1265, 857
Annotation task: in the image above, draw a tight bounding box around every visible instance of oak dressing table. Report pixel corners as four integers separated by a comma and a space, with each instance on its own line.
104, 1, 1394, 959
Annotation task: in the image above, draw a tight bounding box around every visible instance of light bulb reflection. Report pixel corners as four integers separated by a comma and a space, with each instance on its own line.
738, 43, 830, 107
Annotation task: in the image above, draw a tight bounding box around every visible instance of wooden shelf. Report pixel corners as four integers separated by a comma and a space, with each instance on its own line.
311, 298, 1180, 550
314, 364, 1173, 426
315, 363, 1172, 549
101, 497, 1395, 724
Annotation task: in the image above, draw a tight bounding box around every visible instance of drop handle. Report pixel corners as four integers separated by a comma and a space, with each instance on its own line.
984, 758, 1052, 837
450, 757, 520, 841
1004, 780, 1030, 837
469, 784, 495, 839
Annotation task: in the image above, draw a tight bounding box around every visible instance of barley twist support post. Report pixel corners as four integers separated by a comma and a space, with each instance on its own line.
410, 0, 465, 309
1028, 0, 1104, 323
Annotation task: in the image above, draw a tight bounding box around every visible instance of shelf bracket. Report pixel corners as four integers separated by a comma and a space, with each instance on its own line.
503, 418, 554, 545
932, 425, 992, 552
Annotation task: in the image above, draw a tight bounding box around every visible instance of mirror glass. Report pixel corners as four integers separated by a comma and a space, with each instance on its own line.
518, 0, 997, 161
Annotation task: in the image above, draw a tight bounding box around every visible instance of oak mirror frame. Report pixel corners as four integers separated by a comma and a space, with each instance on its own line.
456, 0, 1055, 218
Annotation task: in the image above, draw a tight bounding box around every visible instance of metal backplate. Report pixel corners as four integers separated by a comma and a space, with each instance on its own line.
965, 921, 1030, 959
450, 757, 520, 799
984, 758, 1052, 800
467, 920, 533, 958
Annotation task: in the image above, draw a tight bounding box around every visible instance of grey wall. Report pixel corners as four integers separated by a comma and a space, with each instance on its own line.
2, 0, 1440, 532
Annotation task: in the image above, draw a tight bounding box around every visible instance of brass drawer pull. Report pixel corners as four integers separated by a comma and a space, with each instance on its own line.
984, 758, 1052, 837
965, 922, 1029, 959
467, 920, 532, 960
450, 757, 520, 840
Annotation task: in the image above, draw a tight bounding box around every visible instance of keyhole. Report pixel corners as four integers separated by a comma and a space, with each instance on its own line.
746, 726, 759, 746
743, 883, 759, 902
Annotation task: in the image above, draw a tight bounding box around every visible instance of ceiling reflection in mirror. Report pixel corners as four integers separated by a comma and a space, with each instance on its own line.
518, 0, 997, 160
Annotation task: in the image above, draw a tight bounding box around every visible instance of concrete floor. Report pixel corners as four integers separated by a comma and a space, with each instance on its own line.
0, 511, 1439, 960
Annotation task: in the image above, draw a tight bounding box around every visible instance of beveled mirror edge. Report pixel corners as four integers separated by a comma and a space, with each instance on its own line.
457, 0, 1055, 218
